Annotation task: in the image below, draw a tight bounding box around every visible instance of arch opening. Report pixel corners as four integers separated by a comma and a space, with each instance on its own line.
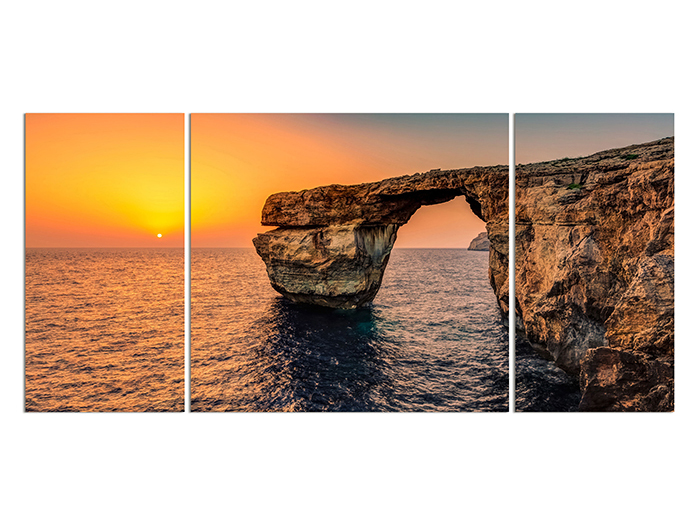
373, 196, 493, 309
393, 195, 486, 249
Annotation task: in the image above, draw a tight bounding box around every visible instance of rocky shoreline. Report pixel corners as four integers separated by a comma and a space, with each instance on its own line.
468, 232, 490, 251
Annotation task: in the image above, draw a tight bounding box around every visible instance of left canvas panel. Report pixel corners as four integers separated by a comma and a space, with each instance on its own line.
25, 114, 185, 412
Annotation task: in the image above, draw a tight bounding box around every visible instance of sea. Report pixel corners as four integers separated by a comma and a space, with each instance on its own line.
191, 248, 509, 412
25, 247, 576, 412
515, 338, 581, 411
25, 248, 185, 412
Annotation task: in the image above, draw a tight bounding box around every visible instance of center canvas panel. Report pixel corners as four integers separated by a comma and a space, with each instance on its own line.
191, 114, 509, 411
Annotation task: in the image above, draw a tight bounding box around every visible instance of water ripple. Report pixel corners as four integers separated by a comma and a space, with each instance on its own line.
25, 248, 185, 412
192, 248, 508, 412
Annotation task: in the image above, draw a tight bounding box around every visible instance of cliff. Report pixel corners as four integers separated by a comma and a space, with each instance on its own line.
468, 232, 490, 251
254, 166, 509, 310
516, 137, 674, 411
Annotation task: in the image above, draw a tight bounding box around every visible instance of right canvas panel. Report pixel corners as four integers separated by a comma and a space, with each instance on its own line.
515, 114, 674, 412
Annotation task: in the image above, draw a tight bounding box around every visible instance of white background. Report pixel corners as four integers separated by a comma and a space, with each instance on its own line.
2, 1, 698, 524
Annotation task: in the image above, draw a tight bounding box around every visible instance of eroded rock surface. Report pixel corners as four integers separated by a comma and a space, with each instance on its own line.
468, 232, 490, 251
254, 166, 509, 310
516, 137, 674, 411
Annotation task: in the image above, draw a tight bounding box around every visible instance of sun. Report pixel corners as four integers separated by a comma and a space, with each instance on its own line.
157, 233, 162, 238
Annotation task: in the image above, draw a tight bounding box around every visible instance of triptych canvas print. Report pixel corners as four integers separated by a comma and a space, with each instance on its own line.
25, 113, 674, 412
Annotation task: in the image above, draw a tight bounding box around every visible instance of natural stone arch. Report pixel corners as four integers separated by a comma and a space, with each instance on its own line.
253, 166, 509, 311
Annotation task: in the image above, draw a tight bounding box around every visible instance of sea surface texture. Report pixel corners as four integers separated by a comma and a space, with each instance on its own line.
25, 248, 184, 412
192, 248, 508, 411
515, 337, 581, 412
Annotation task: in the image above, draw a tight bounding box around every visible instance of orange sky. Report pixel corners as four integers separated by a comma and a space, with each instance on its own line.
192, 114, 508, 248
25, 114, 184, 247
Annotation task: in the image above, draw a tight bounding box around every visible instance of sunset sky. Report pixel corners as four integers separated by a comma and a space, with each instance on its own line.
192, 114, 508, 248
25, 114, 670, 250
516, 114, 674, 164
25, 114, 184, 247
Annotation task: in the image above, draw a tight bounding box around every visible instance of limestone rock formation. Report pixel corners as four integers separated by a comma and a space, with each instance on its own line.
515, 137, 674, 411
253, 166, 509, 310
468, 232, 490, 251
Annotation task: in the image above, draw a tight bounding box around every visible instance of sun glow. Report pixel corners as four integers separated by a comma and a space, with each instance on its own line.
26, 114, 184, 247
191, 114, 508, 248
157, 233, 162, 238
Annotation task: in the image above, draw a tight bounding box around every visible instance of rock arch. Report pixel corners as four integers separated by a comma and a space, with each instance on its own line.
253, 166, 509, 310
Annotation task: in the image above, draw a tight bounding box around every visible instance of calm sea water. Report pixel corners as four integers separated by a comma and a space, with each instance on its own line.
25, 248, 184, 412
191, 248, 508, 411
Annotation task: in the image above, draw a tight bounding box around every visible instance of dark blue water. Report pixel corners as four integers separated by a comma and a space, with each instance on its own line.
191, 248, 508, 411
515, 336, 581, 412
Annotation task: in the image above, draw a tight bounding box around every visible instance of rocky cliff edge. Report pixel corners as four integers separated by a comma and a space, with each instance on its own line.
516, 137, 674, 411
